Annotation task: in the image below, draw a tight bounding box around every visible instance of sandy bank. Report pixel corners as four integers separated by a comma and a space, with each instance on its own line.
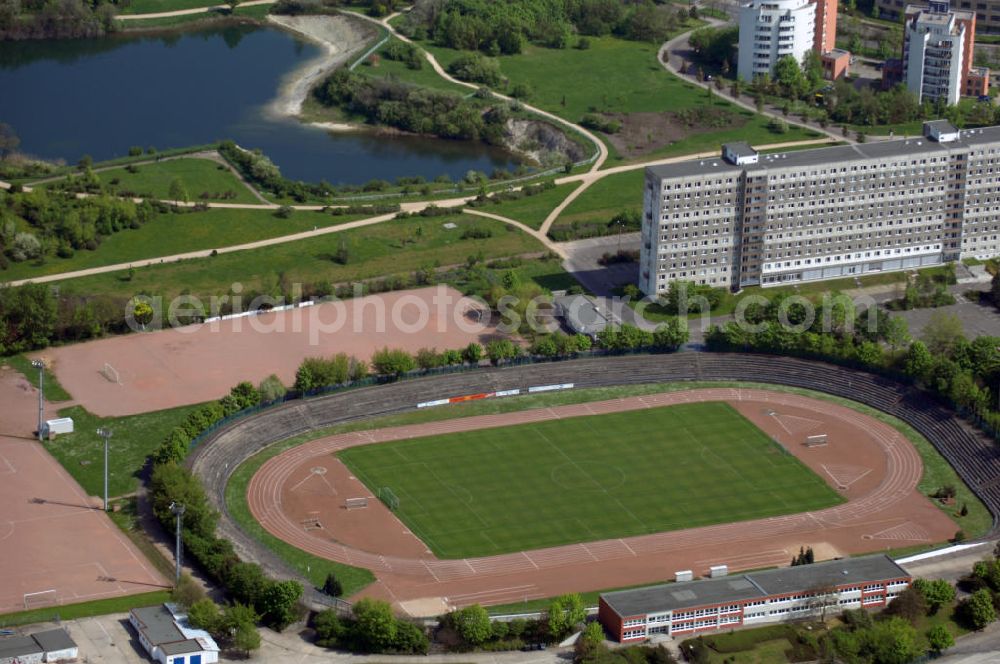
267, 13, 376, 119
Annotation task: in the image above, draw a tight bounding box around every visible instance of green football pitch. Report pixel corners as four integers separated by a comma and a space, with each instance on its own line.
336, 402, 844, 559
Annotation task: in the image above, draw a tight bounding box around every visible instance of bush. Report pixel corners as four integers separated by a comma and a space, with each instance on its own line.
447, 53, 503, 86
371, 347, 417, 376
259, 374, 287, 402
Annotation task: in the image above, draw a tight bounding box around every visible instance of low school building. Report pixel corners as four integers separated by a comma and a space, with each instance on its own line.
598, 554, 911, 642
0, 628, 78, 664
129, 604, 219, 664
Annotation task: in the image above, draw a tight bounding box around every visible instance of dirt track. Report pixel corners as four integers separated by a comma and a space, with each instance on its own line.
247, 387, 955, 614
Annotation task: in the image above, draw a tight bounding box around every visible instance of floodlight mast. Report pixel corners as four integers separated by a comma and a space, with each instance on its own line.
169, 502, 185, 584
96, 427, 113, 511
31, 359, 44, 441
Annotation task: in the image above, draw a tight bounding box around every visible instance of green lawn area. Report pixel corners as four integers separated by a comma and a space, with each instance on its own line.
226, 433, 377, 598
476, 182, 580, 230
87, 157, 260, 204
549, 170, 641, 239
46, 403, 202, 498
1, 207, 371, 282
51, 214, 547, 300
337, 402, 844, 558
0, 591, 171, 625
3, 354, 73, 401
361, 38, 472, 94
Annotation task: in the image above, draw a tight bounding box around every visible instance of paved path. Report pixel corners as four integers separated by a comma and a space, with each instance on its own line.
658, 16, 852, 145
114, 0, 273, 20
349, 12, 609, 174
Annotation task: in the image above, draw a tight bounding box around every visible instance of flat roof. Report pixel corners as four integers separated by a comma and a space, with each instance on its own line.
747, 554, 910, 596
132, 605, 186, 646
31, 628, 77, 653
0, 636, 42, 659
647, 124, 1000, 181
602, 576, 766, 617
161, 639, 205, 655
601, 554, 911, 617
925, 119, 959, 133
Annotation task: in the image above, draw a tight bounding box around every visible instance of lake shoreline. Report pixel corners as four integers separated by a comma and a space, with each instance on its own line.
266, 13, 377, 129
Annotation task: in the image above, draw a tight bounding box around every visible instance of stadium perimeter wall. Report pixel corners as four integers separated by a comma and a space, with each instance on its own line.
188, 352, 1000, 609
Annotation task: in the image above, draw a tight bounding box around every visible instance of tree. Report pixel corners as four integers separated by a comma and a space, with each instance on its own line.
149, 463, 218, 540
922, 311, 965, 356
882, 315, 911, 352
774, 55, 807, 98
883, 586, 926, 623
226, 0, 240, 11
172, 573, 206, 608
353, 598, 397, 651
322, 573, 343, 598
485, 338, 519, 365
802, 50, 824, 91
926, 624, 954, 654
168, 177, 189, 203
451, 604, 491, 645
314, 609, 348, 648
913, 578, 955, 615
220, 603, 260, 654
371, 347, 416, 376
904, 340, 934, 381
258, 579, 302, 630
463, 342, 483, 364
652, 318, 689, 350
548, 593, 586, 638
259, 374, 287, 402
187, 598, 221, 633
224, 562, 268, 607
860, 618, 921, 664
958, 588, 996, 630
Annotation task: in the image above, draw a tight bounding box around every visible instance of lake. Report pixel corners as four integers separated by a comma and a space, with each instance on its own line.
0, 24, 519, 184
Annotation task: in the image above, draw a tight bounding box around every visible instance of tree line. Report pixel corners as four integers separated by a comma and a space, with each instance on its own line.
0, 0, 117, 40
705, 292, 1000, 435
400, 0, 689, 53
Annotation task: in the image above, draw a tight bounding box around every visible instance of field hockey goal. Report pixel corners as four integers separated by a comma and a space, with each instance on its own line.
378, 487, 400, 511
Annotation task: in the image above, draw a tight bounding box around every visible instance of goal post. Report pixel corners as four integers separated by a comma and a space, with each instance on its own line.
100, 362, 122, 385
345, 497, 369, 510
23, 589, 57, 610
378, 487, 400, 511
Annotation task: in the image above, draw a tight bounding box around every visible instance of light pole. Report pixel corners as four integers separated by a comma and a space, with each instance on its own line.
96, 427, 112, 511
169, 502, 185, 585
31, 359, 44, 441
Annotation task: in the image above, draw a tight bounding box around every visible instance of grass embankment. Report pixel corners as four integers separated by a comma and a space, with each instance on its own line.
1, 207, 372, 282
550, 170, 642, 240
46, 403, 202, 498
3, 354, 73, 401
108, 496, 178, 581
50, 213, 549, 300
84, 157, 261, 204
0, 591, 172, 626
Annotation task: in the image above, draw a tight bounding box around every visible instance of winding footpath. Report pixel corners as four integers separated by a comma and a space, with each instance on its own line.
0, 8, 843, 287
